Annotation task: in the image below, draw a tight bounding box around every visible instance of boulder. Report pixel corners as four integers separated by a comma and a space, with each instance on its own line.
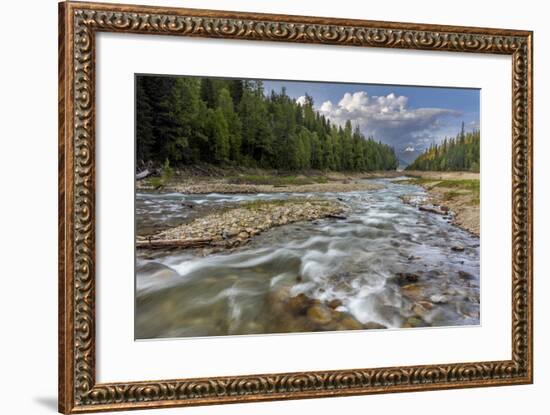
288, 293, 312, 315
327, 299, 343, 309
413, 301, 434, 317
307, 304, 333, 325
430, 294, 449, 304
400, 283, 425, 300
396, 272, 420, 285
403, 316, 426, 328
458, 270, 475, 280
225, 229, 240, 238
237, 231, 249, 240
339, 316, 363, 330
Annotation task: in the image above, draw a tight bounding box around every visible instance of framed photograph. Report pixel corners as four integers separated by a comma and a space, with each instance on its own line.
58, 1, 533, 413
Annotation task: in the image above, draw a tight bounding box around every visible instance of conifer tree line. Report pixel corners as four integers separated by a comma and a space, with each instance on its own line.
406, 123, 480, 172
136, 76, 398, 171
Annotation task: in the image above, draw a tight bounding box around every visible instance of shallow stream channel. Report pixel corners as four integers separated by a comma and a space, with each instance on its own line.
135, 177, 480, 339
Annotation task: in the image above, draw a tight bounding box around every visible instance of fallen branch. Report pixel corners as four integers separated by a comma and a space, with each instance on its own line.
136, 238, 212, 249
136, 169, 151, 180
418, 205, 446, 215
327, 214, 347, 220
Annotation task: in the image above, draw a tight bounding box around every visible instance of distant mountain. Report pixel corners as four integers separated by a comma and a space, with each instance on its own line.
397, 150, 421, 167
397, 158, 409, 169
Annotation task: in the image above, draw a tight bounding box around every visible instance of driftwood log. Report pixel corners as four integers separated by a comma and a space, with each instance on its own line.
327, 214, 347, 220
136, 169, 151, 180
136, 238, 212, 249
418, 205, 448, 215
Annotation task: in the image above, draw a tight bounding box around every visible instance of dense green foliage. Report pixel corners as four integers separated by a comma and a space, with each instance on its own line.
136, 76, 398, 171
406, 123, 480, 172
148, 159, 174, 188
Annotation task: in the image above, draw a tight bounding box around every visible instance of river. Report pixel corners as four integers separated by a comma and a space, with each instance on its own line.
135, 178, 480, 339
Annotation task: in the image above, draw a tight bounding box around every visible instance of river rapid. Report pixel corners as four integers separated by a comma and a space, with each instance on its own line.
135, 178, 480, 339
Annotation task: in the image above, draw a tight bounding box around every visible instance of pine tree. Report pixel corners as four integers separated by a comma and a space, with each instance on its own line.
205, 108, 230, 162
341, 120, 354, 170
200, 78, 217, 108
229, 79, 244, 108
217, 88, 242, 162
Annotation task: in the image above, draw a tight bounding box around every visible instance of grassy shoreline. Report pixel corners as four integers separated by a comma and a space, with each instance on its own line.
137, 166, 401, 194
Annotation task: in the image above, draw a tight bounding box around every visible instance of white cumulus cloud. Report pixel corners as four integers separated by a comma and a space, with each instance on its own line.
317, 91, 461, 151
295, 95, 307, 106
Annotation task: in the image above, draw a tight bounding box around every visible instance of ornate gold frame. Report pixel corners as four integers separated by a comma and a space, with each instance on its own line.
58, 1, 533, 413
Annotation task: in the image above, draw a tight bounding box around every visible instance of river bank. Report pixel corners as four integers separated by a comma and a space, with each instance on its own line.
136, 166, 403, 194
398, 171, 480, 236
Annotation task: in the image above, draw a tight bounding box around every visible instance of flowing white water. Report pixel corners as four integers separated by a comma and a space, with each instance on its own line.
136, 178, 480, 339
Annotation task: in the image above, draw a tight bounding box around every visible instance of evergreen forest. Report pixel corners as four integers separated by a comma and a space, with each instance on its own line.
406, 123, 480, 172
136, 76, 399, 171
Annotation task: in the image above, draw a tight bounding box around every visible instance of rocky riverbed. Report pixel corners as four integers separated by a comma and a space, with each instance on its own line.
135, 177, 480, 339
266, 285, 387, 333
137, 171, 382, 194
167, 181, 381, 194
138, 199, 345, 250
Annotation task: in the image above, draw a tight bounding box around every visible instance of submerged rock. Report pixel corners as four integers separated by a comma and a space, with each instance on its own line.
417, 300, 434, 310
396, 272, 420, 285
288, 293, 311, 315
307, 304, 333, 325
403, 316, 427, 328
327, 299, 343, 309
413, 301, 434, 317
339, 316, 364, 330
458, 270, 475, 280
136, 262, 179, 285
400, 283, 425, 301
430, 294, 449, 304
364, 322, 387, 330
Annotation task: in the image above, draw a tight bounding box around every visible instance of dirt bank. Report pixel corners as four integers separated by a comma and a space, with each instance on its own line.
405, 170, 480, 181
399, 171, 480, 236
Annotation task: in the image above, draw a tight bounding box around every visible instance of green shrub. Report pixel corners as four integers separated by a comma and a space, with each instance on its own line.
148, 159, 174, 188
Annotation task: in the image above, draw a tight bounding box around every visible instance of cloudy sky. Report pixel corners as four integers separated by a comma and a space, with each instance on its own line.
263, 80, 480, 164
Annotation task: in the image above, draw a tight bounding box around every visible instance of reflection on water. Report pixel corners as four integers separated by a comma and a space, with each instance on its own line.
136, 178, 480, 339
